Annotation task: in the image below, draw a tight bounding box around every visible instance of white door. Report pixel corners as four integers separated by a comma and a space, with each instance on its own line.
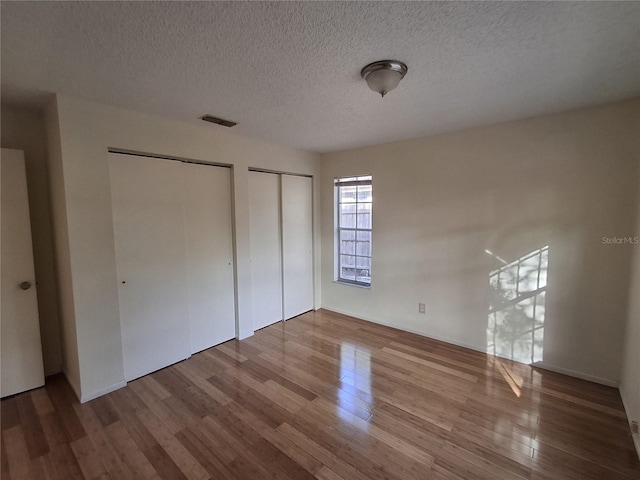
281, 175, 314, 319
109, 153, 190, 381
183, 162, 235, 353
249, 171, 283, 330
1, 148, 45, 397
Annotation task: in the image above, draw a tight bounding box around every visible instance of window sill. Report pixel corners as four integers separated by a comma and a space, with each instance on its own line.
333, 280, 371, 290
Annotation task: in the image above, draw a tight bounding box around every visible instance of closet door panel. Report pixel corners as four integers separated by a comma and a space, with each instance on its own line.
109, 153, 190, 381
281, 175, 313, 319
1, 149, 45, 397
183, 163, 235, 353
249, 171, 283, 330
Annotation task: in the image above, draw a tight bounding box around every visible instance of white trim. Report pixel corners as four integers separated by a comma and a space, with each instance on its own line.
238, 330, 254, 340
320, 307, 619, 387
333, 280, 371, 290
80, 380, 127, 403
532, 362, 618, 388
322, 307, 483, 352
63, 366, 126, 403
633, 434, 640, 462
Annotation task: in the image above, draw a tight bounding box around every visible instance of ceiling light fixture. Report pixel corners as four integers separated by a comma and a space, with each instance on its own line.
361, 60, 408, 98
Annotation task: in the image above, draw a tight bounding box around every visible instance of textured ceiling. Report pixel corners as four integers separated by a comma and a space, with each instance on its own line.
2, 1, 639, 153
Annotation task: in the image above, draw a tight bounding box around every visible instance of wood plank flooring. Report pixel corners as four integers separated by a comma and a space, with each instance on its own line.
2, 309, 639, 479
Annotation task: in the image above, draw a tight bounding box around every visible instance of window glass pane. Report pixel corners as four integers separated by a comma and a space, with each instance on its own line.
339, 204, 356, 227
355, 241, 370, 257
357, 184, 372, 202
339, 186, 357, 203
355, 257, 371, 284
356, 256, 370, 269
356, 229, 371, 256
356, 230, 371, 243
340, 230, 355, 255
356, 257, 371, 283
356, 203, 372, 229
340, 255, 356, 281
340, 230, 356, 241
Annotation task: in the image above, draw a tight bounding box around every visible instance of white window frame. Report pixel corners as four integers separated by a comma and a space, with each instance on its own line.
334, 175, 372, 287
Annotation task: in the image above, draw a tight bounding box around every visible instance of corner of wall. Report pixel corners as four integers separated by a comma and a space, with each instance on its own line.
44, 96, 82, 397
79, 379, 127, 404
616, 102, 640, 460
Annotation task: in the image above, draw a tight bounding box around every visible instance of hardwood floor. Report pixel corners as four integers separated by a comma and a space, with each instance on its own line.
2, 309, 639, 479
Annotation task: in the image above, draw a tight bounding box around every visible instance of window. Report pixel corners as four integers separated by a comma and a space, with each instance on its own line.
335, 175, 372, 287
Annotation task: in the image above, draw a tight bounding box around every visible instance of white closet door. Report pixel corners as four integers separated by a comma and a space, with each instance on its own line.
1, 149, 45, 397
109, 153, 190, 381
183, 163, 235, 353
281, 175, 314, 319
249, 171, 283, 330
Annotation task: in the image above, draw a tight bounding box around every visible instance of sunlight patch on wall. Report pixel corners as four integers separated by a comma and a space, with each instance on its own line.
486, 246, 548, 364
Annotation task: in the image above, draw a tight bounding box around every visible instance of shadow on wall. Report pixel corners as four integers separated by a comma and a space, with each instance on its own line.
486, 245, 548, 364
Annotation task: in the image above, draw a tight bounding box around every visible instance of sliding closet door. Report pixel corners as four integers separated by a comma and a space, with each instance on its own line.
281, 175, 314, 319
183, 163, 235, 353
109, 153, 190, 381
249, 171, 283, 330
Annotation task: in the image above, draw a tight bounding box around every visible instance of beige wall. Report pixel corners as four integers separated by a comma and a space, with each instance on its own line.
44, 100, 81, 394
320, 99, 640, 385
621, 158, 640, 457
1, 105, 62, 376
25, 92, 640, 402
48, 94, 321, 402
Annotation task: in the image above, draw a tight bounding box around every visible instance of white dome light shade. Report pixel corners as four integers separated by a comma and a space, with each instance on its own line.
361, 60, 408, 98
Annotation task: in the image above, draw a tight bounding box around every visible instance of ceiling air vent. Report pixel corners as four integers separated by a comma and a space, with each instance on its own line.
201, 115, 237, 128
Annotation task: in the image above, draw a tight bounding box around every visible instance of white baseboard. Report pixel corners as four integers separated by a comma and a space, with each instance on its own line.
532, 362, 618, 388
79, 380, 127, 403
320, 307, 619, 387
324, 306, 484, 352
325, 305, 520, 352
62, 368, 127, 403
238, 330, 254, 340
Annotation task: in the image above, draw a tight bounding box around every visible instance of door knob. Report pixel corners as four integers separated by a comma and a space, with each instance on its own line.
19, 281, 32, 290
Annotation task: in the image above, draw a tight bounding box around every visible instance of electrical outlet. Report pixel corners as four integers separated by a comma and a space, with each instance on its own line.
418, 303, 426, 314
